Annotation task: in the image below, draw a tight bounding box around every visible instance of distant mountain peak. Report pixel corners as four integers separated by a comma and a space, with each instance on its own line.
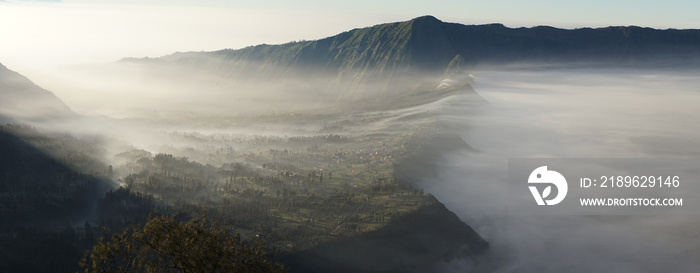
410, 15, 442, 24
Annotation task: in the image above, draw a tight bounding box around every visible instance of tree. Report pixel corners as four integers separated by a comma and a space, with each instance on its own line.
81, 214, 284, 273
84, 221, 95, 243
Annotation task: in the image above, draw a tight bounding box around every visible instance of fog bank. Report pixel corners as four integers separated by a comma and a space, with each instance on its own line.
428, 67, 700, 272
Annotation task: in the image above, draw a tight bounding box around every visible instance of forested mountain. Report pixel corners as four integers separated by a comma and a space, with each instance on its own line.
0, 63, 75, 122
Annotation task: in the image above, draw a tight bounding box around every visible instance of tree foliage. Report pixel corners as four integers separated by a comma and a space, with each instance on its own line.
81, 214, 284, 273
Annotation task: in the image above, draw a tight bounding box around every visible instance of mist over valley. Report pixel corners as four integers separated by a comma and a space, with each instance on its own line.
2, 15, 700, 273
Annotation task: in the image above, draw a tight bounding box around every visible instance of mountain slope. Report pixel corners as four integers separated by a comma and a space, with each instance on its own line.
152, 15, 700, 78
113, 16, 700, 105
280, 200, 488, 273
406, 16, 700, 67
0, 63, 75, 122
156, 18, 415, 80
0, 125, 104, 228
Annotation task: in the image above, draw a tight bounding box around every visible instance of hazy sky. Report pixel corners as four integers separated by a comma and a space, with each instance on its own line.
1, 0, 699, 73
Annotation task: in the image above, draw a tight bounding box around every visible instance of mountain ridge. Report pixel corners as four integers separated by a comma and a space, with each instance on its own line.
113, 15, 700, 102
139, 15, 700, 74
0, 63, 75, 122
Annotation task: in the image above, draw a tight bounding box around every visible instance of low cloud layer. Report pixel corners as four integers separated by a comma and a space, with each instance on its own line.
427, 67, 700, 272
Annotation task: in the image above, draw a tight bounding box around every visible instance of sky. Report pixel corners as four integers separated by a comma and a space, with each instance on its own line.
1, 0, 699, 74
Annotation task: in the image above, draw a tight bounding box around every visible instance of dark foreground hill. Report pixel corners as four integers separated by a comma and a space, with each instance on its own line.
0, 125, 104, 272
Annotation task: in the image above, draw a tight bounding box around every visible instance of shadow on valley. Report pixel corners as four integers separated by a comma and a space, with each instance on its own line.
0, 124, 172, 273
0, 124, 109, 272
